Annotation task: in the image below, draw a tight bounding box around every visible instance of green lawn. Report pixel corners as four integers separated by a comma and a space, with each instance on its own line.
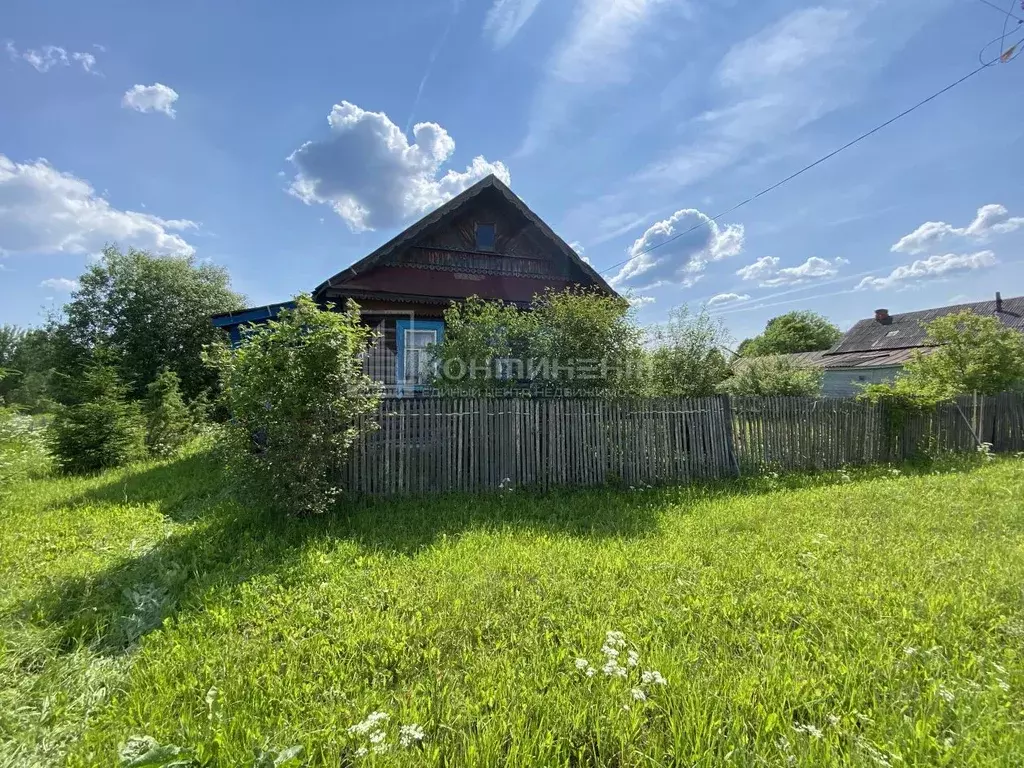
2, 446, 1024, 767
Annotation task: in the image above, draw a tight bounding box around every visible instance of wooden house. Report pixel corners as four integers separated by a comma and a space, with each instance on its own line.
212, 174, 616, 394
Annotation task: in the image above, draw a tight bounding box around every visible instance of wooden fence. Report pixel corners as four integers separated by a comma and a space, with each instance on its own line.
339, 393, 1024, 495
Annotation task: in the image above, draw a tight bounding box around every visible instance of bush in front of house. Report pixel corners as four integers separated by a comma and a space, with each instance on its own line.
718, 356, 823, 397
50, 361, 147, 475
211, 295, 380, 515
144, 368, 194, 457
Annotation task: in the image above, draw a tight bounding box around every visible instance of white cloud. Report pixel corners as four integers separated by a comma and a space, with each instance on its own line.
0, 155, 196, 257
287, 100, 510, 232
521, 0, 677, 152
40, 277, 80, 292
610, 208, 743, 290
891, 204, 1024, 255
707, 292, 750, 306
5, 41, 99, 73
639, 5, 870, 187
484, 0, 544, 48
736, 255, 846, 287
568, 241, 592, 264
628, 295, 656, 307
858, 251, 997, 290
122, 84, 179, 118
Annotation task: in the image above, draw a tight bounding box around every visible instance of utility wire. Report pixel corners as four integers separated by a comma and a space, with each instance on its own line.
599, 61, 997, 278
974, 0, 1024, 24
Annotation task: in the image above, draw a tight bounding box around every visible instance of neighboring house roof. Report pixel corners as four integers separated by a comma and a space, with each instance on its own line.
312, 174, 615, 300
731, 350, 829, 374
827, 294, 1024, 356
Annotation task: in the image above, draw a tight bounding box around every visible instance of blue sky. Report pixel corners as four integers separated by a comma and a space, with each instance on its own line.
2, 0, 1023, 343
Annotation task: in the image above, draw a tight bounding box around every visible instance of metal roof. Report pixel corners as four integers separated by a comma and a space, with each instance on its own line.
826, 294, 1024, 356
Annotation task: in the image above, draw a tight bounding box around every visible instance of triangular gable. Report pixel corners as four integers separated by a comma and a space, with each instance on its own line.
312, 175, 616, 299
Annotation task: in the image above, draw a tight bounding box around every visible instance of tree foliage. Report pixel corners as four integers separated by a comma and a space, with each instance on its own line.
144, 368, 194, 457
49, 361, 146, 475
862, 311, 1024, 404
739, 311, 842, 357
54, 246, 245, 402
648, 306, 731, 398
212, 296, 380, 515
717, 356, 823, 397
432, 288, 648, 395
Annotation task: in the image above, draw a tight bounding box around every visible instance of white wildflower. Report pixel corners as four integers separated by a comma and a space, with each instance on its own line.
942, 737, 955, 748
627, 650, 640, 668
602, 660, 627, 678
604, 631, 626, 648
348, 711, 389, 735
827, 714, 840, 727
585, 667, 596, 677
399, 723, 425, 747
904, 646, 917, 656
641, 670, 667, 686
372, 743, 391, 755
938, 686, 955, 704
575, 658, 591, 670
631, 687, 646, 701
998, 679, 1010, 692
793, 723, 823, 739
601, 645, 620, 658
354, 746, 368, 757
368, 730, 386, 744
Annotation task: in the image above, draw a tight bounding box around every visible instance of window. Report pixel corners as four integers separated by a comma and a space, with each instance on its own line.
475, 222, 496, 251
403, 329, 438, 386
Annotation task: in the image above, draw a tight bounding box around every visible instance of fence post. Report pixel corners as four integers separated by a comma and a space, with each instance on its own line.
719, 394, 741, 477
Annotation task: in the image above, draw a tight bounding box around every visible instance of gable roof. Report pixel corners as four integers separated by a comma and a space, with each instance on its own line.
826, 295, 1024, 356
312, 174, 616, 299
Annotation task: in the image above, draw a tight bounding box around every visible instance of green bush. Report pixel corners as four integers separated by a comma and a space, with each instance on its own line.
144, 368, 194, 457
211, 295, 380, 515
0, 405, 50, 492
718, 356, 823, 397
50, 363, 146, 475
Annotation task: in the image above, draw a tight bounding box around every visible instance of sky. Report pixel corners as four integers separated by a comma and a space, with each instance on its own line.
2, 0, 1023, 344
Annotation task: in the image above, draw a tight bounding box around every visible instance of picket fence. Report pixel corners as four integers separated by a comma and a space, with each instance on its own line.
339, 393, 1024, 495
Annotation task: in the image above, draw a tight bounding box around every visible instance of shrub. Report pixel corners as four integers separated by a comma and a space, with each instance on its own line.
718, 356, 823, 397
649, 306, 731, 398
212, 295, 380, 515
49, 362, 146, 474
0, 370, 51, 491
144, 368, 194, 457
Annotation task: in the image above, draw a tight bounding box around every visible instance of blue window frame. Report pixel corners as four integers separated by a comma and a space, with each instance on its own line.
475, 222, 496, 251
395, 318, 444, 395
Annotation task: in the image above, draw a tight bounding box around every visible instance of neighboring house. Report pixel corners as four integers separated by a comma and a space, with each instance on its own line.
748, 295, 1024, 397
212, 174, 616, 394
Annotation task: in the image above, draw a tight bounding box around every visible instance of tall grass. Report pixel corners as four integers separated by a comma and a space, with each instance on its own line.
2, 448, 1023, 766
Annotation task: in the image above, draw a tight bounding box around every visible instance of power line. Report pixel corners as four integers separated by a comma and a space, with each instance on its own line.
599, 61, 996, 278
973, 0, 1024, 25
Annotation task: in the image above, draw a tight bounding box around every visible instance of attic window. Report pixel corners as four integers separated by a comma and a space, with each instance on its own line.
475, 223, 496, 252
885, 330, 900, 337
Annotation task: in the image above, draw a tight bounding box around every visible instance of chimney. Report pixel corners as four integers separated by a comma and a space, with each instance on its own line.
874, 308, 891, 325
996, 292, 1003, 313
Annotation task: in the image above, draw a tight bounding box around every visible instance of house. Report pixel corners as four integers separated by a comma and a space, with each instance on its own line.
813, 294, 1024, 396
211, 174, 616, 394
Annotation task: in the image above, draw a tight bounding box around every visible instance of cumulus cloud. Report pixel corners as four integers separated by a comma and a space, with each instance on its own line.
0, 154, 196, 257
736, 255, 846, 287
5, 41, 99, 73
610, 208, 743, 290
707, 292, 750, 306
287, 101, 510, 232
122, 84, 179, 117
568, 241, 593, 264
858, 251, 997, 290
892, 204, 1024, 255
628, 295, 656, 307
484, 0, 544, 48
40, 277, 80, 292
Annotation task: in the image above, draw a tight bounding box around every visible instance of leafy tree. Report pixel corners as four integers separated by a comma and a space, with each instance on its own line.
0, 327, 63, 412
144, 368, 194, 457
648, 306, 731, 398
55, 245, 245, 401
717, 356, 823, 397
863, 311, 1024, 403
740, 311, 842, 357
212, 296, 379, 515
50, 361, 146, 474
433, 288, 648, 395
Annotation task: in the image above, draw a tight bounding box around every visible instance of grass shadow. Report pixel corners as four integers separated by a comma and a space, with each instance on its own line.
19, 446, 1001, 658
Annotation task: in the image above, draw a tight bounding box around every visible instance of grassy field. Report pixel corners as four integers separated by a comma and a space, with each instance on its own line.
2, 446, 1024, 767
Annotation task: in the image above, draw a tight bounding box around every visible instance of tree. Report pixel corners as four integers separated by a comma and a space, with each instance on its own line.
49, 361, 147, 474
212, 296, 380, 515
740, 311, 841, 357
55, 246, 245, 401
867, 311, 1024, 402
717, 356, 823, 397
648, 306, 731, 398
144, 368, 194, 457
0, 327, 62, 412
